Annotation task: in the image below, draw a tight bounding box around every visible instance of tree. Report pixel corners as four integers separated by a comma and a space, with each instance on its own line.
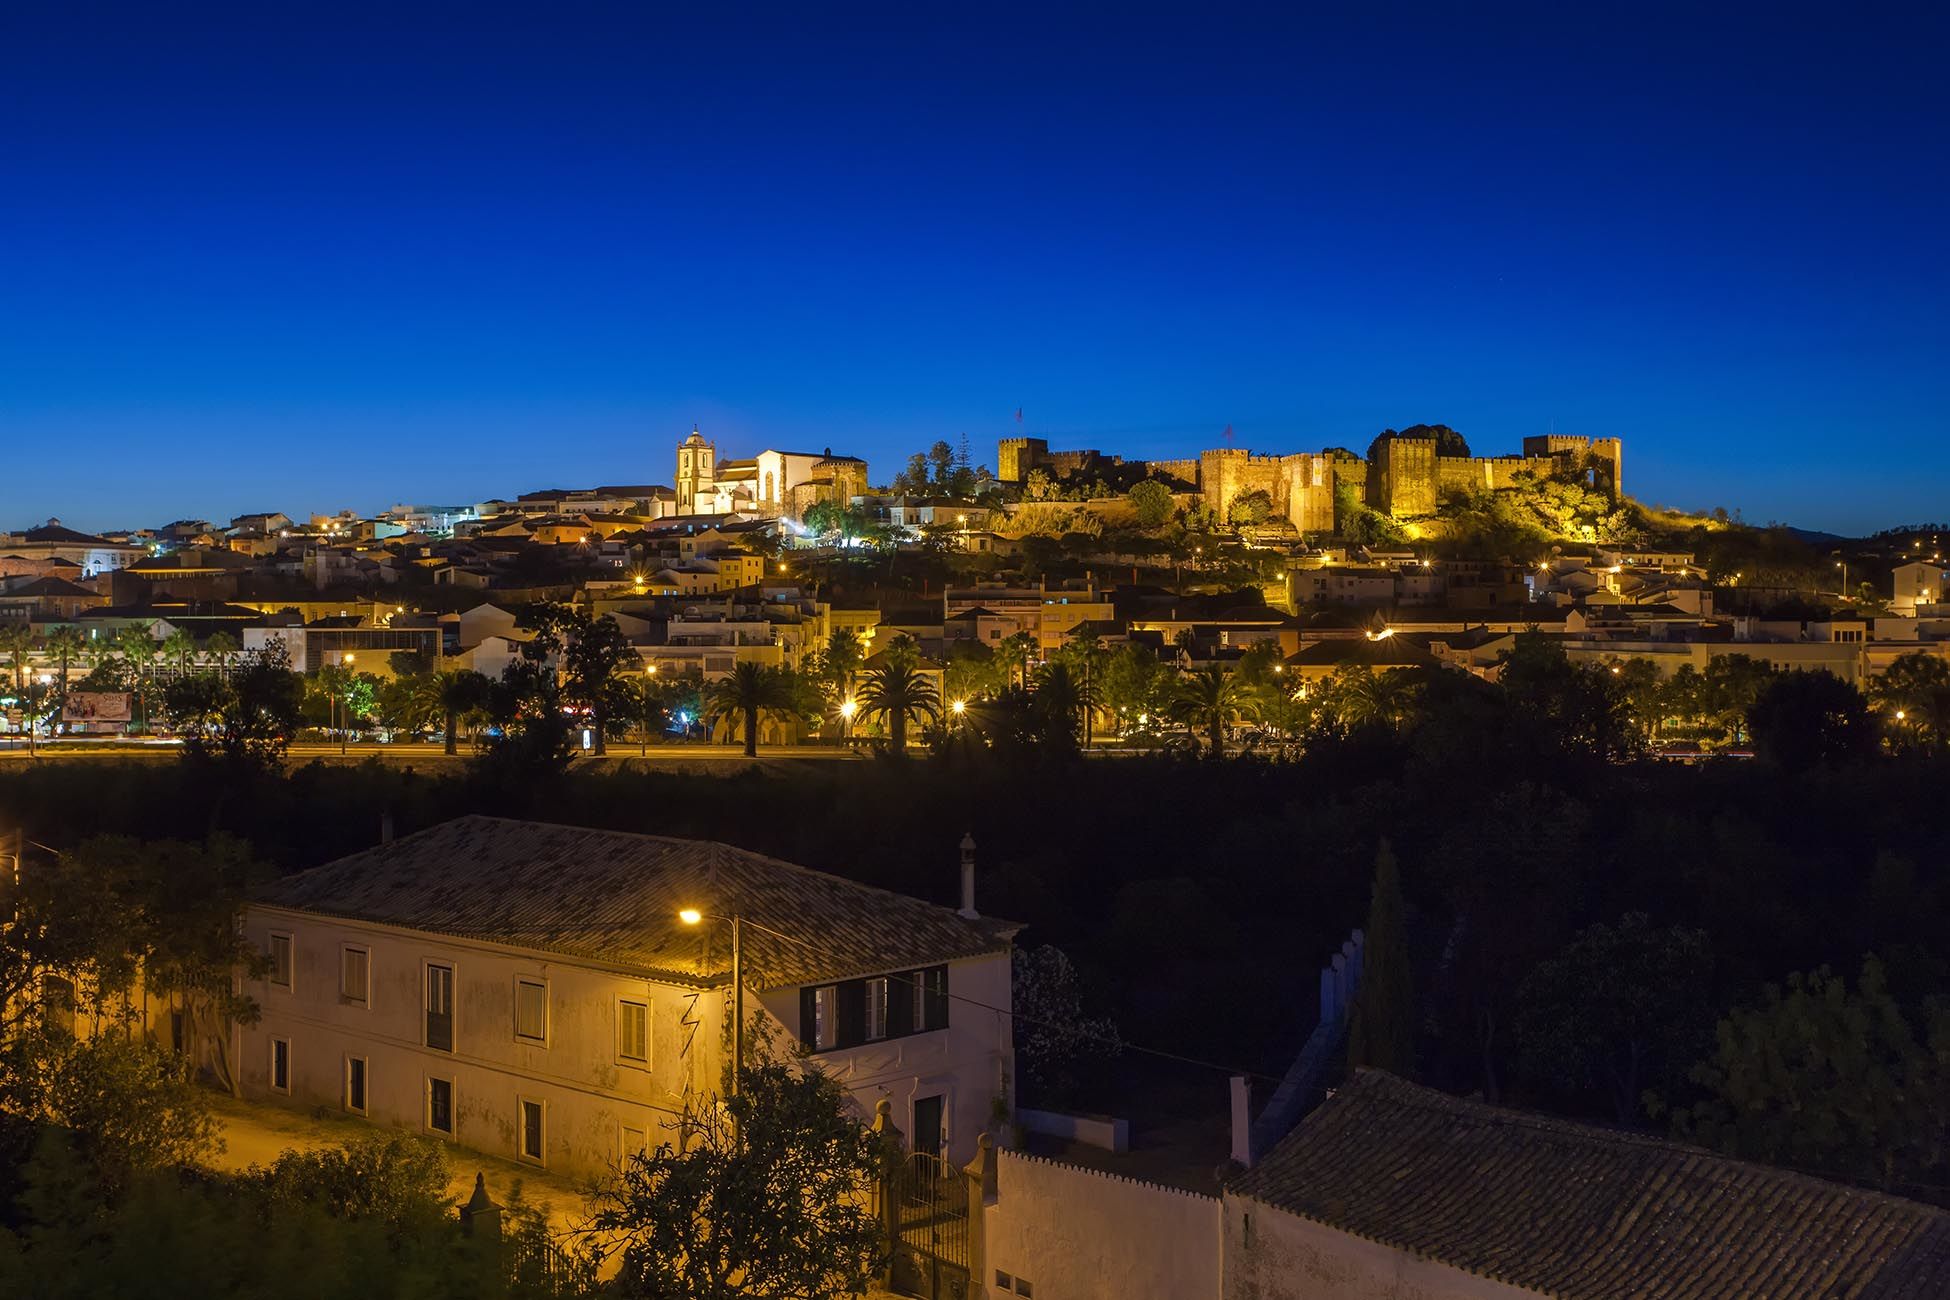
1127, 479, 1173, 528
854, 660, 940, 755
995, 632, 1036, 691
36, 1034, 220, 1184
1515, 913, 1713, 1124
616, 674, 671, 755
1747, 670, 1878, 771
1701, 654, 1776, 746
1229, 489, 1273, 525
586, 1063, 891, 1300
1868, 652, 1950, 752
1315, 664, 1423, 732
706, 662, 797, 757
1, 623, 37, 696
1667, 957, 1950, 1192
160, 641, 304, 775
112, 625, 158, 731
43, 625, 86, 705
520, 605, 636, 756
1347, 841, 1414, 1075
1169, 665, 1243, 755
816, 628, 866, 700
160, 627, 198, 677
1014, 945, 1121, 1105
1099, 643, 1163, 729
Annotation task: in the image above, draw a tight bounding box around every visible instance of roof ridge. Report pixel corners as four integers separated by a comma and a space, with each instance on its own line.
1338, 1070, 1949, 1218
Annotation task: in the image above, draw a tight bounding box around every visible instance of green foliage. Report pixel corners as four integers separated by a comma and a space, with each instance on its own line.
1868, 652, 1950, 753
1496, 634, 1642, 762
1667, 957, 1950, 1193
704, 662, 805, 757
1515, 913, 1713, 1123
1348, 841, 1415, 1075
163, 641, 305, 775
254, 1131, 451, 1225
1229, 488, 1274, 525
586, 1063, 890, 1300
1126, 478, 1174, 528
1334, 480, 1407, 547
1748, 670, 1878, 771
854, 659, 941, 755
33, 1036, 218, 1185
1168, 665, 1245, 755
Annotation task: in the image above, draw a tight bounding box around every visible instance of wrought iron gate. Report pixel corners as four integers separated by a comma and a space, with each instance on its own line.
888, 1150, 970, 1300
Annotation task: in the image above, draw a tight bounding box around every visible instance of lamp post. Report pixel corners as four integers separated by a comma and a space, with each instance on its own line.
839, 696, 857, 744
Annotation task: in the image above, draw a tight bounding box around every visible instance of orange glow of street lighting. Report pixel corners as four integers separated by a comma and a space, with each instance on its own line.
678, 908, 703, 926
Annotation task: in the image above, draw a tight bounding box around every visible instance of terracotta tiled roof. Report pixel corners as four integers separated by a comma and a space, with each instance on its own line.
1233, 1071, 1950, 1300
253, 815, 1014, 990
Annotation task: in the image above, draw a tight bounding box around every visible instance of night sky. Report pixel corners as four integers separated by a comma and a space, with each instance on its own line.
3, 2, 1945, 534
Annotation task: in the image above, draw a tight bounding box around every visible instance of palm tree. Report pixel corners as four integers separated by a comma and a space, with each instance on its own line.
706, 661, 795, 758
114, 624, 159, 732
44, 625, 85, 704
161, 627, 199, 677
855, 660, 941, 755
436, 669, 491, 756
996, 632, 1037, 691
203, 630, 240, 675
1170, 665, 1244, 756
1326, 666, 1421, 729
0, 624, 35, 697
822, 627, 865, 697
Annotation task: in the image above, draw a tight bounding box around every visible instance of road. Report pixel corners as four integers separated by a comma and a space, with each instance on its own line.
0, 739, 864, 763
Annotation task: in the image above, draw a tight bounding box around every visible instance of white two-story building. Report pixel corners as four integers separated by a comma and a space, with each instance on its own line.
241, 816, 1018, 1180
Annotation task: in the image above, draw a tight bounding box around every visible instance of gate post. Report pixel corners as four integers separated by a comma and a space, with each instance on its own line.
872, 1097, 904, 1289
963, 1132, 996, 1297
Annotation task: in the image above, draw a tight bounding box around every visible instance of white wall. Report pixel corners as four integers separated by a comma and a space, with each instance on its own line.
981, 1150, 1220, 1300
238, 906, 726, 1181
1221, 1195, 1542, 1300
757, 951, 1013, 1168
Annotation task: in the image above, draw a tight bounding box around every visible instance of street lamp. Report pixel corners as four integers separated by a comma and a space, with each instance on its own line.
839, 696, 857, 742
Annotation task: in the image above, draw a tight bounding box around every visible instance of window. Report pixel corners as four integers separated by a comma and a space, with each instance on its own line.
426, 963, 454, 1052
996, 1273, 1013, 1291
864, 977, 890, 1042
270, 1037, 290, 1093
618, 999, 648, 1064
620, 1124, 647, 1160
519, 1097, 545, 1163
515, 979, 548, 1043
427, 1077, 454, 1136
41, 975, 76, 1036
269, 933, 293, 988
802, 966, 948, 1052
340, 946, 370, 1006
345, 1056, 367, 1114
1014, 1280, 1033, 1298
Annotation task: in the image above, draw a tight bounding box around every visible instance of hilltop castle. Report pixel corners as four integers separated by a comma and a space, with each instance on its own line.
999, 427, 1622, 528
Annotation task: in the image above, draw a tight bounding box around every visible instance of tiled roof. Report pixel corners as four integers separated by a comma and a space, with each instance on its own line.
252, 815, 1014, 990
1233, 1071, 1950, 1300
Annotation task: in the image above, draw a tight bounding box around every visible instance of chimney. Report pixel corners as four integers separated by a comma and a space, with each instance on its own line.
958, 832, 978, 919
380, 810, 394, 844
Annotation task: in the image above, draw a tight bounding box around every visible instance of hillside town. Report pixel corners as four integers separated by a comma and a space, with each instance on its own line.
4, 425, 1946, 760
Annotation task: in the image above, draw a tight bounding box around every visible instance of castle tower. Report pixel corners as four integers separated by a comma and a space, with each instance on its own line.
675, 428, 716, 515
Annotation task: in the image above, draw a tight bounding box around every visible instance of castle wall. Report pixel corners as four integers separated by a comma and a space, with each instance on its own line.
1435, 455, 1534, 496
1367, 437, 1438, 518
1199, 450, 1287, 523
997, 437, 1047, 484
1141, 457, 1202, 488
1281, 453, 1338, 533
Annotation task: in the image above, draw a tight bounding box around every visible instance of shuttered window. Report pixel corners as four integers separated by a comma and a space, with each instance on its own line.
801, 965, 949, 1052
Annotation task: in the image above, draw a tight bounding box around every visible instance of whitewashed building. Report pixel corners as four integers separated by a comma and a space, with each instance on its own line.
240, 816, 1018, 1181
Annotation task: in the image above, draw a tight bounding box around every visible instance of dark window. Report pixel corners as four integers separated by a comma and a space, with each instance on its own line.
520, 1099, 544, 1162
271, 1038, 290, 1092
41, 975, 76, 1036
428, 1078, 454, 1135
801, 965, 949, 1051
346, 1057, 367, 1113
426, 964, 454, 1052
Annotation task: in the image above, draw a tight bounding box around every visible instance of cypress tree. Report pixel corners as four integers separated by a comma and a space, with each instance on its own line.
1348, 839, 1416, 1075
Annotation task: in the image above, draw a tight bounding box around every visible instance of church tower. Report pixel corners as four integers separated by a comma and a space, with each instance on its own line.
675, 428, 716, 515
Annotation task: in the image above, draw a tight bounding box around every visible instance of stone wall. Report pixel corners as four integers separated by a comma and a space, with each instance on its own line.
1223, 1198, 1541, 1300
997, 438, 1047, 483
1200, 449, 1289, 523
1280, 453, 1338, 533
1142, 457, 1203, 488
1435, 455, 1537, 496
982, 1150, 1220, 1300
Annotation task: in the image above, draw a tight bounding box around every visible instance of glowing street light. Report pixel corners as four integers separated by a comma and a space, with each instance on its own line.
951, 698, 967, 716
679, 908, 744, 1095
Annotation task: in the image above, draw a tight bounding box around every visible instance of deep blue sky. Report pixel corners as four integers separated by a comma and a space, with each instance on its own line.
3, 2, 1945, 534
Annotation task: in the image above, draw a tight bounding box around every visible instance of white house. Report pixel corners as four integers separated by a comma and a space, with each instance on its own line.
238, 816, 1018, 1181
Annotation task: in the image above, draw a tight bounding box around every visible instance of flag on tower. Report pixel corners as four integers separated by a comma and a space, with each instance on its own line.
1015, 407, 1023, 423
